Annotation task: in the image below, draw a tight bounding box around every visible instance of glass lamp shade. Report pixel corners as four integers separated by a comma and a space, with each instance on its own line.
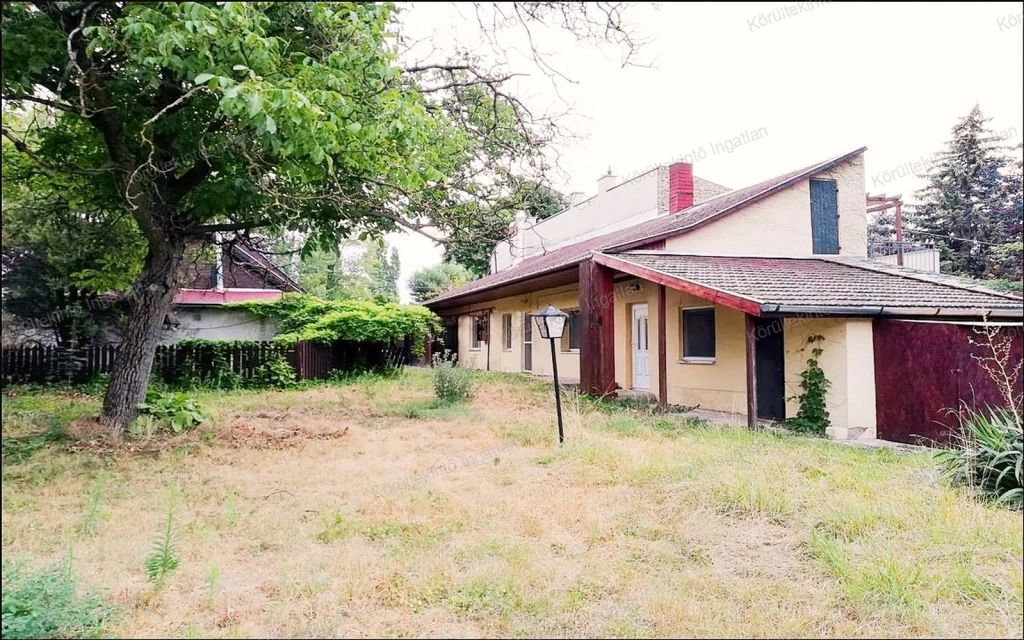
534, 304, 568, 339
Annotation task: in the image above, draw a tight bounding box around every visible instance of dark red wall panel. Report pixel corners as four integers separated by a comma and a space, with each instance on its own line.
873, 320, 1023, 445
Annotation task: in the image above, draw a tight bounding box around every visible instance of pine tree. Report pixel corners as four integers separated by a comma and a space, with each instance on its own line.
866, 210, 896, 255
906, 105, 1015, 278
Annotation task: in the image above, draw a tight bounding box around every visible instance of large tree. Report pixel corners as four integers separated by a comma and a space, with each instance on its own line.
445, 181, 568, 276
906, 105, 1019, 278
1, 2, 638, 431
409, 262, 473, 303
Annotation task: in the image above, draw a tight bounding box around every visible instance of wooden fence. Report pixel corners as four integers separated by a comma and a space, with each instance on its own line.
1, 339, 412, 386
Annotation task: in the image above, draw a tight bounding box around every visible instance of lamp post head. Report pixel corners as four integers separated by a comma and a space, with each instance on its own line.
534, 304, 568, 340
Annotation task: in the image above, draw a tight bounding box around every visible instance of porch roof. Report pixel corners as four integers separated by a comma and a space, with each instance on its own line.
593, 252, 1024, 319
425, 147, 867, 310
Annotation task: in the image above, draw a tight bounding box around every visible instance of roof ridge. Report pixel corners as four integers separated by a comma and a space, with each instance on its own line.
821, 256, 1024, 302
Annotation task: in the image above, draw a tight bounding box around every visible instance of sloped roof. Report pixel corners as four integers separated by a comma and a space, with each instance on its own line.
597, 252, 1023, 317
426, 148, 867, 308
174, 289, 285, 306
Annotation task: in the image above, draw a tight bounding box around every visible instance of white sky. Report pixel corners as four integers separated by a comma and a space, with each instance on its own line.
389, 1, 1024, 302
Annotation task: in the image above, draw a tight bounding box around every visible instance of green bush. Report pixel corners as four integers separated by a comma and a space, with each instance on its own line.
937, 406, 1023, 509
137, 391, 204, 433
230, 294, 440, 356
253, 354, 297, 389
432, 351, 473, 402
1, 560, 115, 639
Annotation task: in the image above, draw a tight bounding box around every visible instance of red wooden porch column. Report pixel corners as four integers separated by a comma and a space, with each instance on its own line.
579, 258, 616, 396
658, 284, 668, 406
744, 314, 758, 430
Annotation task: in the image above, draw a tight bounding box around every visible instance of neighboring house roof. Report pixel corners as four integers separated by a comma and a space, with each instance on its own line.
174, 289, 285, 306
426, 147, 867, 308
227, 240, 304, 293
594, 252, 1024, 318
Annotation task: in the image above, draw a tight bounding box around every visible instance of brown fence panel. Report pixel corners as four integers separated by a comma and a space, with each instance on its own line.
873, 320, 1023, 445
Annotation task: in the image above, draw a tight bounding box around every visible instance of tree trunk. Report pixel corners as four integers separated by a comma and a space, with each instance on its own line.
100, 234, 185, 434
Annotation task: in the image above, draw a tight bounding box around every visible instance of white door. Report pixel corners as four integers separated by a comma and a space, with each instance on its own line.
632, 304, 650, 390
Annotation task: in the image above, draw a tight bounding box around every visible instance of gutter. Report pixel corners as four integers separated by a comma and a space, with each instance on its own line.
762, 304, 1024, 319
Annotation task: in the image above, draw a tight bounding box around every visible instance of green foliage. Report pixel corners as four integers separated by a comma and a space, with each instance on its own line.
233, 294, 439, 349
444, 181, 568, 276
253, 354, 297, 389
1, 559, 115, 639
145, 498, 181, 588
787, 334, 831, 436
137, 391, 204, 434
937, 406, 1022, 509
432, 351, 474, 402
409, 262, 473, 303
906, 105, 1020, 279
1, 422, 67, 465
169, 339, 245, 390
367, 244, 401, 303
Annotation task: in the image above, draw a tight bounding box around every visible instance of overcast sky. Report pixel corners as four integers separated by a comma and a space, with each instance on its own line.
388, 1, 1024, 302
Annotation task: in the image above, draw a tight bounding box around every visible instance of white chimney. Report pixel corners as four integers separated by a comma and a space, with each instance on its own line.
511, 210, 528, 266
597, 167, 617, 194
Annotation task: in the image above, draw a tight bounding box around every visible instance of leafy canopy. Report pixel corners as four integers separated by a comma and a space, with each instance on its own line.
232, 294, 439, 346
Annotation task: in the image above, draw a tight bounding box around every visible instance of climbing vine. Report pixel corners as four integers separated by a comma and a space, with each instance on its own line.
230, 294, 440, 357
787, 334, 831, 436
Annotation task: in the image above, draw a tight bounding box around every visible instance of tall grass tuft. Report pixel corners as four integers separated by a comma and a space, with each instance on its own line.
431, 351, 474, 402
937, 406, 1023, 509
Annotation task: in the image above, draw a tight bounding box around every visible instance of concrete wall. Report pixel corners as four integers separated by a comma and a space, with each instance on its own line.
664, 155, 868, 257
160, 308, 278, 344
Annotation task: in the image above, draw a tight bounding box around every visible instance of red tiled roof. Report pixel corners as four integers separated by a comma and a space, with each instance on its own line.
425, 148, 867, 308
173, 289, 285, 306
601, 252, 1023, 316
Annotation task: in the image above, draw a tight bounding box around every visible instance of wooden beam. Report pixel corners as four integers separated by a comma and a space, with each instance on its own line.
658, 284, 668, 406
591, 252, 763, 317
745, 314, 758, 430
579, 259, 616, 396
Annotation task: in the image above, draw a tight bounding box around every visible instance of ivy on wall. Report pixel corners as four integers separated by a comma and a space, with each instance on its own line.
787, 334, 831, 436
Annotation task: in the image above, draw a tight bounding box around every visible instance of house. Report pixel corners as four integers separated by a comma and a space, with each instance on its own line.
161, 239, 303, 343
424, 148, 1024, 443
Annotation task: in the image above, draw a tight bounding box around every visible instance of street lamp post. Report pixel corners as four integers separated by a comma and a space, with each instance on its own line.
534, 305, 569, 443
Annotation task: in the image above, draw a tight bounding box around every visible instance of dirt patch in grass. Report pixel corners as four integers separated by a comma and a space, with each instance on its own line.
2, 370, 1021, 638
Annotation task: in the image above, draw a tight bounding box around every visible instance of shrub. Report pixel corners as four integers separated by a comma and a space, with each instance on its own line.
1, 560, 115, 639
137, 391, 204, 433
253, 354, 297, 389
432, 351, 473, 402
937, 406, 1022, 509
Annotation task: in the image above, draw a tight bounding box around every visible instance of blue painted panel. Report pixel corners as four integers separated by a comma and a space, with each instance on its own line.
810, 179, 839, 254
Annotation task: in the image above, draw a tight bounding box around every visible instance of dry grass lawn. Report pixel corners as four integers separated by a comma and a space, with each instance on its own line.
2, 369, 1022, 638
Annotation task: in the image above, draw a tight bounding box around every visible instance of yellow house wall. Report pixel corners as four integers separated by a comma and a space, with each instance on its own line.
663, 155, 867, 257
452, 270, 877, 440
783, 316, 876, 438
454, 284, 583, 380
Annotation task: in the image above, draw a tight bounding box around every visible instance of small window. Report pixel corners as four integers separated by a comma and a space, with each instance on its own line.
502, 313, 513, 351
681, 307, 716, 361
562, 308, 581, 352
472, 314, 488, 349
191, 312, 202, 322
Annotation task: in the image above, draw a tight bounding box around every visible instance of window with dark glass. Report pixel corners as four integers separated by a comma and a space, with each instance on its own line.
681, 307, 716, 360
502, 313, 513, 350
561, 308, 581, 351
472, 314, 488, 349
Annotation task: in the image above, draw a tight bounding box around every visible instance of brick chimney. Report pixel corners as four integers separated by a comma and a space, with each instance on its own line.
668, 162, 694, 213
